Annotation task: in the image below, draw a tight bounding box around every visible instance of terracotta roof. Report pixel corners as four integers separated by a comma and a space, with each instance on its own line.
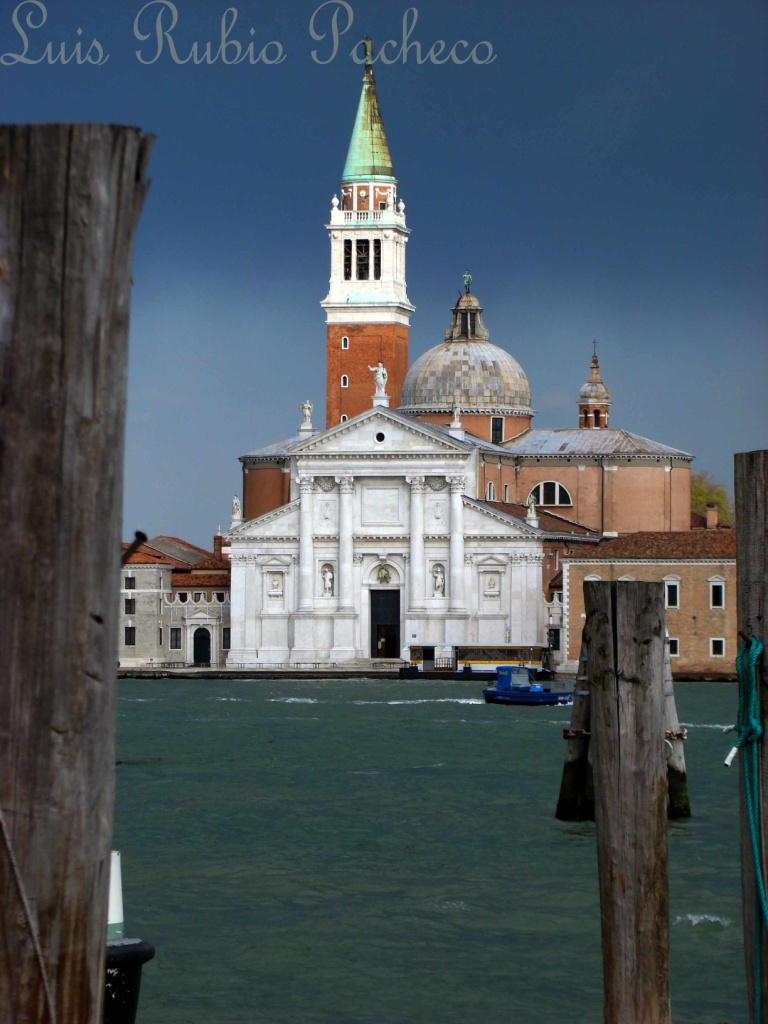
484, 500, 598, 537
172, 572, 231, 589
121, 543, 176, 567
564, 531, 736, 561
190, 557, 231, 571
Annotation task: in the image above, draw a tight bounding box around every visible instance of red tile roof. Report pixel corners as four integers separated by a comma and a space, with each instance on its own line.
172, 572, 231, 589
565, 531, 736, 560
190, 557, 231, 571
121, 543, 176, 567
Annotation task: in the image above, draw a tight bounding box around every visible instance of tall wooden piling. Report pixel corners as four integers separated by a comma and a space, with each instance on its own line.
585, 580, 670, 1024
663, 637, 691, 818
735, 450, 768, 1024
0, 125, 151, 1024
556, 637, 594, 821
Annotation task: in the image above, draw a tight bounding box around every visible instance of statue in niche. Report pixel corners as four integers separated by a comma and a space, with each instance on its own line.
488, 575, 498, 590
368, 361, 388, 395
270, 574, 282, 594
232, 495, 242, 519
300, 399, 313, 428
322, 566, 334, 596
432, 565, 445, 595
433, 502, 445, 524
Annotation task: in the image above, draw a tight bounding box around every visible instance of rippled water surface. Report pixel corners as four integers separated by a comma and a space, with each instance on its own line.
114, 679, 745, 1023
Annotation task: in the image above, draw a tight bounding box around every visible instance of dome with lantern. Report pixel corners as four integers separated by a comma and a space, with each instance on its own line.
399, 285, 532, 419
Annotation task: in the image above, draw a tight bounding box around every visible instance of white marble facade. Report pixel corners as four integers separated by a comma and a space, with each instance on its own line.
226, 408, 545, 666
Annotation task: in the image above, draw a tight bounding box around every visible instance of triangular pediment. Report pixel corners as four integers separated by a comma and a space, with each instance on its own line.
291, 408, 470, 458
228, 500, 300, 540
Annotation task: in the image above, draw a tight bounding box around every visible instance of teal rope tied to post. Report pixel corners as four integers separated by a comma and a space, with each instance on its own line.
735, 635, 767, 1018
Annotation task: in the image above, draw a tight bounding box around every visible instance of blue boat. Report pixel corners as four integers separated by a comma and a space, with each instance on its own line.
483, 666, 574, 706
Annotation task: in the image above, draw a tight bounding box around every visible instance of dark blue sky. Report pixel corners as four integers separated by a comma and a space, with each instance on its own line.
3, 0, 766, 547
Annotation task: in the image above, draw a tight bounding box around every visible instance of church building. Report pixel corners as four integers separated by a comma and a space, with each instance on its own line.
226, 56, 694, 671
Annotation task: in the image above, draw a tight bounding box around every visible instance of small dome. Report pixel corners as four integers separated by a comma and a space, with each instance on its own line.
399, 290, 532, 415
579, 353, 611, 404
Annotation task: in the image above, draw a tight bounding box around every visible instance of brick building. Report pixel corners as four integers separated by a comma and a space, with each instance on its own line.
561, 527, 736, 678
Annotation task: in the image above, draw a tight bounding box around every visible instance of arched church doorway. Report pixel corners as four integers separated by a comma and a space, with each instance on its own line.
193, 627, 211, 666
370, 590, 400, 658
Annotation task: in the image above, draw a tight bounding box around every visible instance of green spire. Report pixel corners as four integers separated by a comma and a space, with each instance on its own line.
341, 49, 396, 184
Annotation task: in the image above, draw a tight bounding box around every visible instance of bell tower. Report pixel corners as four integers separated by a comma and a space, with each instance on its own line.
321, 44, 414, 427
578, 346, 611, 428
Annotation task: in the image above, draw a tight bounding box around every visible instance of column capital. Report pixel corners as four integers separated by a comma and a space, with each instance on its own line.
335, 475, 355, 493
448, 475, 466, 493
406, 475, 426, 491
299, 476, 315, 494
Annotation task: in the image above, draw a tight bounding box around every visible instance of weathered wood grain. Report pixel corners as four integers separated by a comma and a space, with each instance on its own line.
555, 636, 594, 821
0, 124, 151, 1023
735, 450, 768, 1024
585, 580, 670, 1024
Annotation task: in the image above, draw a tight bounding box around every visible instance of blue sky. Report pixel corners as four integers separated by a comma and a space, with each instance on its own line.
3, 0, 766, 547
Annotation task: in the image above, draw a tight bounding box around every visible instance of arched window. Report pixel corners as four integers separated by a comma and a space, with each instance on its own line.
486, 481, 496, 500
341, 336, 349, 350
593, 410, 601, 427
503, 484, 509, 502
340, 375, 349, 388
528, 482, 573, 507
340, 414, 348, 423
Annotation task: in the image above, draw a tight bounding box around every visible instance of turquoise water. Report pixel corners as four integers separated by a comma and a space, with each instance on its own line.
114, 679, 746, 1023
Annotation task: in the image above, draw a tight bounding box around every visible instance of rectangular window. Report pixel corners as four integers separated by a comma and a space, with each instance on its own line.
223, 627, 231, 650
193, 592, 203, 603
124, 576, 136, 590
124, 626, 136, 646
170, 627, 182, 650
124, 598, 135, 615
668, 638, 679, 656
491, 417, 503, 444
356, 239, 369, 279
178, 592, 188, 603
548, 628, 561, 652
665, 583, 679, 609
343, 239, 352, 280
215, 592, 225, 603
543, 481, 557, 505
158, 627, 163, 646
711, 638, 725, 657
373, 239, 381, 280
710, 582, 725, 608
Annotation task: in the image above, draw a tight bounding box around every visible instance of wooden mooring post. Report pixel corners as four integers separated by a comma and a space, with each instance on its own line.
556, 632, 689, 821
555, 639, 594, 821
735, 450, 768, 1024
0, 125, 151, 1023
585, 580, 670, 1024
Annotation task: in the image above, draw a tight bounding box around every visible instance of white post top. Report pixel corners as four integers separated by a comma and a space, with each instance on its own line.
107, 850, 124, 940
